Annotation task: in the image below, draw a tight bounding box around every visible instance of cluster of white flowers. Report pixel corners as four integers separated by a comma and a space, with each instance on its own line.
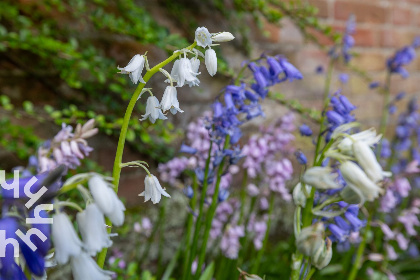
301, 125, 391, 205
52, 174, 125, 280
117, 27, 234, 123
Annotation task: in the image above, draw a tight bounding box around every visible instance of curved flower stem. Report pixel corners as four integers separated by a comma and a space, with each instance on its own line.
96, 41, 197, 268
194, 135, 230, 279
184, 143, 214, 280
251, 194, 275, 274
348, 213, 371, 280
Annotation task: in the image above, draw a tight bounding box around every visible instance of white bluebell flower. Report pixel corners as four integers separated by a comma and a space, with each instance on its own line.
88, 175, 125, 226
195, 27, 212, 48
312, 238, 332, 269
211, 32, 235, 42
205, 48, 217, 76
177, 58, 200, 87
190, 57, 201, 75
302, 167, 340, 190
140, 174, 170, 204
76, 203, 112, 256
336, 128, 381, 155
140, 96, 168, 123
160, 86, 183, 115
296, 223, 325, 257
340, 161, 382, 202
52, 213, 83, 264
293, 183, 312, 207
70, 252, 113, 280
353, 140, 390, 182
117, 54, 145, 84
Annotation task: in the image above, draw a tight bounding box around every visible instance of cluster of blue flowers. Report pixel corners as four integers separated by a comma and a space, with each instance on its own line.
329, 15, 356, 63
325, 92, 357, 141
387, 43, 417, 78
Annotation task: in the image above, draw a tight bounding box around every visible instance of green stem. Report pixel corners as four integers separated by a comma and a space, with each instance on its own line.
291, 58, 334, 279
96, 41, 197, 268
182, 174, 199, 276
303, 268, 316, 280
239, 170, 248, 224
184, 143, 214, 280
301, 58, 334, 228
251, 194, 275, 274
348, 214, 371, 280
194, 135, 231, 279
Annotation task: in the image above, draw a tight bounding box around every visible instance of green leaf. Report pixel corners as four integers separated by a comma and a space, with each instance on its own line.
198, 262, 215, 280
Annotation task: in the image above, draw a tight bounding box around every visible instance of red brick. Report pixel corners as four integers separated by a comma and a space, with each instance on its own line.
380, 29, 416, 48
414, 11, 420, 26
335, 1, 389, 24
392, 7, 412, 25
351, 51, 387, 71
353, 26, 379, 47
308, 0, 329, 18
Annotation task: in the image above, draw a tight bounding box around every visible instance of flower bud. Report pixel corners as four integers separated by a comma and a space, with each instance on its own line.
293, 183, 312, 207
313, 238, 332, 269
296, 223, 325, 257
211, 32, 235, 42
302, 167, 340, 190
205, 48, 217, 76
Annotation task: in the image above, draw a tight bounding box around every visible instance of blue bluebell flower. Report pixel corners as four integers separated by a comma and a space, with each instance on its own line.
387, 46, 416, 78
328, 224, 348, 242
180, 144, 198, 154
339, 73, 349, 84
369, 81, 380, 89
218, 189, 230, 202
183, 186, 194, 199
295, 151, 307, 165
299, 124, 313, 136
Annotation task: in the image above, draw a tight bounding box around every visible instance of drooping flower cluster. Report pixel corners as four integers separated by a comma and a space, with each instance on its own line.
37, 119, 98, 172
325, 92, 357, 141
118, 27, 234, 123
386, 37, 419, 78
328, 15, 356, 63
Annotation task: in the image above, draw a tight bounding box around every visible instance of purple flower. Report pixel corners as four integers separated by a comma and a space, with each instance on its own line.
299, 124, 313, 136
295, 150, 307, 165
339, 73, 349, 84
369, 81, 380, 89
180, 144, 198, 154
387, 46, 416, 78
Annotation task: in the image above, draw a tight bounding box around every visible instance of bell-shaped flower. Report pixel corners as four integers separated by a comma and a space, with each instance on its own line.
160, 86, 183, 115
312, 238, 332, 270
190, 57, 201, 75
140, 174, 171, 204
195, 27, 212, 48
76, 203, 112, 256
340, 161, 382, 202
293, 183, 312, 207
88, 175, 125, 226
176, 58, 200, 87
336, 128, 381, 155
205, 48, 217, 76
70, 252, 114, 280
140, 96, 168, 123
117, 54, 145, 84
302, 167, 340, 190
211, 32, 235, 42
296, 223, 325, 257
353, 140, 389, 182
52, 213, 83, 264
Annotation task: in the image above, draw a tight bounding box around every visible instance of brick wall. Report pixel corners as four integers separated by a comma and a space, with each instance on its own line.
113, 0, 420, 204
258, 0, 420, 127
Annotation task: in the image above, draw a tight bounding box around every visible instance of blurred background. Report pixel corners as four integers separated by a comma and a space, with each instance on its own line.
2, 0, 419, 205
